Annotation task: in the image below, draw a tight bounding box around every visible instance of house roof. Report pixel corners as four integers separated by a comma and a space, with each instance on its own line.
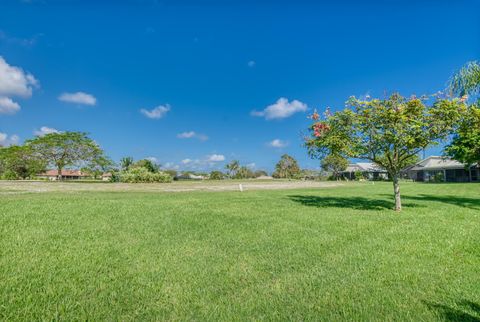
39, 170, 89, 177
345, 162, 386, 173
409, 156, 468, 171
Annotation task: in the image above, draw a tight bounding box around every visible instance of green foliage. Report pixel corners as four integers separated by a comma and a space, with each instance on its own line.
133, 159, 160, 173
445, 104, 480, 166
0, 145, 46, 179
120, 156, 134, 171
82, 155, 115, 179
25, 132, 108, 180
306, 93, 465, 210
272, 154, 301, 179
320, 154, 348, 180
354, 170, 364, 181
209, 170, 225, 180
235, 166, 255, 179
225, 160, 240, 178
449, 61, 480, 96
120, 167, 172, 183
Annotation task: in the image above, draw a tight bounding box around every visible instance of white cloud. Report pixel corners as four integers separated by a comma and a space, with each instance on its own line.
146, 156, 159, 164
0, 56, 38, 98
140, 104, 170, 119
251, 97, 307, 120
34, 126, 59, 136
181, 158, 193, 164
58, 92, 96, 106
163, 162, 179, 170
0, 97, 20, 114
177, 131, 208, 141
0, 132, 19, 146
247, 60, 256, 67
246, 162, 256, 169
207, 154, 225, 162
0, 56, 38, 115
268, 139, 288, 148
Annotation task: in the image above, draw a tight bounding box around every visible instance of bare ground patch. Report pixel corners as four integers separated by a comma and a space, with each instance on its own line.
0, 180, 343, 194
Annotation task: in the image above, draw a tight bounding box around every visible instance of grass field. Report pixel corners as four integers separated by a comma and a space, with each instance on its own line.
1, 181, 479, 321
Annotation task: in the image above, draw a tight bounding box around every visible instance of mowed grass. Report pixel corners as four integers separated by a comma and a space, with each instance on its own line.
0, 182, 479, 321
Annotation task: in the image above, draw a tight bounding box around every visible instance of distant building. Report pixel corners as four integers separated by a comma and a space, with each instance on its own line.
37, 170, 90, 181
101, 173, 112, 181
342, 162, 388, 180
403, 156, 479, 182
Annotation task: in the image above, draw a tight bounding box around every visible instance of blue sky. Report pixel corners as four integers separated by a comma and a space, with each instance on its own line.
0, 0, 479, 172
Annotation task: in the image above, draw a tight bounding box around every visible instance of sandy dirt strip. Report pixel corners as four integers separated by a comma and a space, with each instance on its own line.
0, 180, 344, 194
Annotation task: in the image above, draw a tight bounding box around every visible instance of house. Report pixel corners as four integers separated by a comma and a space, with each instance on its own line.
37, 169, 90, 181
404, 156, 479, 182
101, 173, 112, 181
342, 162, 388, 180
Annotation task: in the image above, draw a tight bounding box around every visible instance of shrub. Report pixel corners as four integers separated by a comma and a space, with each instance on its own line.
209, 171, 225, 180
120, 167, 172, 183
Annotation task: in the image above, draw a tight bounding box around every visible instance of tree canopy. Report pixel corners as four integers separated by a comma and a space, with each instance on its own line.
320, 154, 348, 180
272, 154, 301, 179
26, 132, 108, 180
306, 93, 464, 211
0, 145, 46, 179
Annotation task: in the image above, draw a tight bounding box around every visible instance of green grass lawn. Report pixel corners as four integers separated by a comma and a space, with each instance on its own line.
1, 182, 479, 321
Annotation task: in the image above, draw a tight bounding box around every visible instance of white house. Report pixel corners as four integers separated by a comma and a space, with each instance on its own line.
404, 156, 479, 182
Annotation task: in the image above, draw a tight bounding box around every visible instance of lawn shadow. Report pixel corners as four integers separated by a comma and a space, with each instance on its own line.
425, 300, 480, 322
390, 194, 480, 210
288, 195, 398, 211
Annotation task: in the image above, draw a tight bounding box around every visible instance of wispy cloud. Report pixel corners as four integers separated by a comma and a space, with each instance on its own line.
268, 139, 288, 148
34, 126, 59, 136
247, 60, 256, 67
0, 132, 19, 146
58, 92, 96, 106
140, 104, 170, 119
207, 154, 225, 162
251, 97, 307, 120
177, 131, 208, 141
0, 97, 20, 115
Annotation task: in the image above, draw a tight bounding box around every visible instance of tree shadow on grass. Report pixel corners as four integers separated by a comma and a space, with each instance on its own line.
387, 194, 480, 210
287, 195, 422, 211
425, 300, 480, 321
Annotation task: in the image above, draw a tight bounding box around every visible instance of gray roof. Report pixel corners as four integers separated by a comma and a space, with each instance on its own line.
345, 162, 386, 173
409, 156, 470, 171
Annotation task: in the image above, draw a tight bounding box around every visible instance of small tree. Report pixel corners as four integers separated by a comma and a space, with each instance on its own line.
134, 159, 160, 173
26, 132, 108, 180
272, 154, 301, 179
306, 94, 464, 211
82, 155, 115, 179
320, 154, 348, 180
210, 170, 225, 180
235, 166, 255, 179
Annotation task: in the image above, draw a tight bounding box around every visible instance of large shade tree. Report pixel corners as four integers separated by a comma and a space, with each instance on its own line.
26, 132, 109, 180
306, 94, 464, 211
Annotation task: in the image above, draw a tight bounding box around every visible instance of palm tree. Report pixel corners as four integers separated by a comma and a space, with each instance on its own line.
120, 156, 134, 171
449, 61, 480, 96
225, 160, 240, 178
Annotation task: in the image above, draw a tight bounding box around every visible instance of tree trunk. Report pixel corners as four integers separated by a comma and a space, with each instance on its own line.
393, 175, 401, 211
57, 166, 62, 181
